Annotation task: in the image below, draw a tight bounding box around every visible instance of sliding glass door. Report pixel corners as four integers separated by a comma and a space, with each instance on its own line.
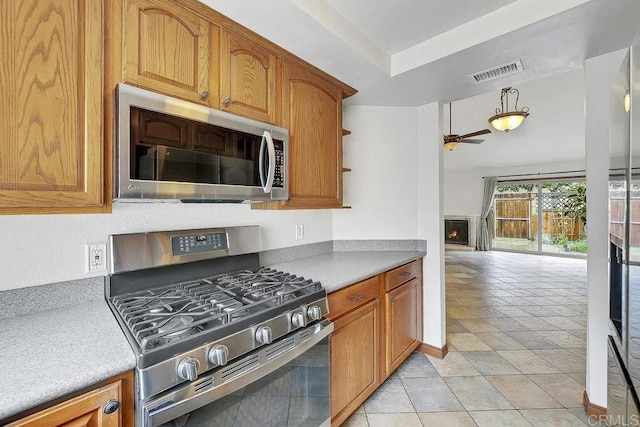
492, 181, 587, 256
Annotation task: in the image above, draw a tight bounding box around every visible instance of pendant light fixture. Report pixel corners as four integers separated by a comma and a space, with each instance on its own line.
488, 86, 529, 132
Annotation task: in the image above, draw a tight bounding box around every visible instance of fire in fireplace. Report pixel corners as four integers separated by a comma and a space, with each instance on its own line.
445, 220, 469, 246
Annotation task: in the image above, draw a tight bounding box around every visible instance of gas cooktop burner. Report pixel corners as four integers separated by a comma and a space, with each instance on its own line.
111, 267, 322, 352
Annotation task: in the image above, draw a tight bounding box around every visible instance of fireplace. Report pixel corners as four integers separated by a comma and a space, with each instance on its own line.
445, 220, 469, 246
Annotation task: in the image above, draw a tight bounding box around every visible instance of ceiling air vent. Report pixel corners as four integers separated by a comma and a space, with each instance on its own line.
469, 59, 524, 84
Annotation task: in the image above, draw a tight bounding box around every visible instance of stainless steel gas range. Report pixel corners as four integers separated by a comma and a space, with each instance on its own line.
106, 226, 332, 427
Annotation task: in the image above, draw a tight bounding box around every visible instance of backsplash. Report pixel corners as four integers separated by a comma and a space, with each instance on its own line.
1, 239, 426, 319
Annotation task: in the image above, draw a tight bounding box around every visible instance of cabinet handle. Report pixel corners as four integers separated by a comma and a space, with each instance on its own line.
222, 97, 232, 107
103, 399, 120, 415
400, 271, 411, 277
349, 294, 363, 302
390, 297, 396, 302
200, 90, 210, 100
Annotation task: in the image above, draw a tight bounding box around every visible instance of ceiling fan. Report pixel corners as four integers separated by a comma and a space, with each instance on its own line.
444, 103, 491, 151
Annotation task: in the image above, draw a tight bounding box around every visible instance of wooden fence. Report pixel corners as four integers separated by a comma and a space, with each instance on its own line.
610, 191, 640, 246
494, 193, 584, 241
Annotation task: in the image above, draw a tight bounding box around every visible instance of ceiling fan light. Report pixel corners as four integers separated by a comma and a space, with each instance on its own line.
444, 141, 458, 151
489, 111, 528, 132
488, 87, 530, 132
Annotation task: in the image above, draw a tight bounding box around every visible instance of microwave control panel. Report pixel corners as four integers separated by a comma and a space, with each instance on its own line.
273, 140, 285, 189
171, 232, 228, 255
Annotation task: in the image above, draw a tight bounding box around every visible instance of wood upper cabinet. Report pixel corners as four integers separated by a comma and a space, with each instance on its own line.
193, 124, 232, 155
256, 61, 344, 210
284, 62, 343, 208
123, 0, 219, 105
132, 108, 190, 149
220, 31, 277, 124
0, 0, 106, 214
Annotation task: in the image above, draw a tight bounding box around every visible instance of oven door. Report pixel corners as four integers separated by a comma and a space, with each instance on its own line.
143, 320, 333, 427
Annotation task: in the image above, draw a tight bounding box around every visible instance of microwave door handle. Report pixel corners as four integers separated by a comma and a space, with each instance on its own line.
260, 130, 276, 193
259, 134, 267, 189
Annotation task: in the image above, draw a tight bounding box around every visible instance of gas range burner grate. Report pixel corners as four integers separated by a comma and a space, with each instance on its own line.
111, 267, 322, 352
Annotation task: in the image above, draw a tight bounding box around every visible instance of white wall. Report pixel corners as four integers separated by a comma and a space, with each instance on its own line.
0, 204, 332, 291
443, 69, 587, 217
444, 68, 586, 172
584, 47, 629, 409
332, 106, 419, 238
331, 103, 446, 349
444, 159, 587, 217
417, 102, 446, 348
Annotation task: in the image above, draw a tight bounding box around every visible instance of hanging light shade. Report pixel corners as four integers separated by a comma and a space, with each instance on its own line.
624, 89, 630, 113
444, 141, 458, 151
488, 87, 529, 132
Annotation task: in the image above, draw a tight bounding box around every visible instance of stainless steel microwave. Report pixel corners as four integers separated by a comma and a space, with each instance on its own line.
115, 84, 288, 203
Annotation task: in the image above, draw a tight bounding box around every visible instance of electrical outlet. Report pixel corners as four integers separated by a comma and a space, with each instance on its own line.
86, 243, 107, 272
295, 224, 304, 241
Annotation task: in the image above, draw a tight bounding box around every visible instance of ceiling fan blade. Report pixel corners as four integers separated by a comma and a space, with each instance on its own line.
459, 139, 484, 144
459, 129, 491, 139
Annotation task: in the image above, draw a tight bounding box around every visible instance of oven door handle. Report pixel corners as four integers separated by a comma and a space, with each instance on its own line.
258, 130, 276, 193
144, 320, 334, 427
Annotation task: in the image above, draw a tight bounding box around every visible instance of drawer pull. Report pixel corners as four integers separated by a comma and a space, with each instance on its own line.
390, 297, 396, 303
103, 399, 120, 414
401, 271, 412, 277
349, 294, 363, 302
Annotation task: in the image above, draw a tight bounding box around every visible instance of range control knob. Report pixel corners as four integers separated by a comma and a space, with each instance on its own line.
177, 357, 200, 381
307, 305, 323, 321
208, 345, 229, 367
291, 311, 306, 328
255, 326, 272, 345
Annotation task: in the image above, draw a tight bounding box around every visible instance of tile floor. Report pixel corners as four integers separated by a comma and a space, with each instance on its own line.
342, 250, 602, 427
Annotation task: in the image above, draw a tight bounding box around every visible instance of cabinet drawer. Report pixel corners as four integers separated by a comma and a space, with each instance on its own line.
327, 276, 378, 320
385, 260, 421, 292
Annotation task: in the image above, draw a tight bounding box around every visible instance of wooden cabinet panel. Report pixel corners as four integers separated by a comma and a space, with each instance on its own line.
193, 123, 232, 155
124, 0, 217, 105
327, 276, 378, 320
385, 260, 421, 291
331, 298, 379, 426
133, 108, 190, 149
280, 62, 343, 209
7, 381, 121, 427
0, 0, 105, 213
385, 278, 420, 376
220, 31, 277, 123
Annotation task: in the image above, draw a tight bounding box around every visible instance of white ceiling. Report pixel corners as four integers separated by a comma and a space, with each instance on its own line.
200, 0, 640, 106
324, 0, 518, 55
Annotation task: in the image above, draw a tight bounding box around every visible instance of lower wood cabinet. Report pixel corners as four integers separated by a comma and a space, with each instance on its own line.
328, 259, 423, 426
330, 298, 380, 425
385, 278, 421, 376
7, 371, 134, 427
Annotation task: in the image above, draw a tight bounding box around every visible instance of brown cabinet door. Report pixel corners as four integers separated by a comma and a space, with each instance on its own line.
0, 0, 105, 214
220, 31, 277, 124
133, 108, 190, 149
278, 62, 343, 209
7, 381, 122, 427
124, 0, 217, 105
331, 298, 379, 426
386, 278, 420, 375
193, 123, 232, 155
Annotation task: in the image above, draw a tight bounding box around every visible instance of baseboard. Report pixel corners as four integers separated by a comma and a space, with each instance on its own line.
583, 390, 606, 420
417, 342, 448, 359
